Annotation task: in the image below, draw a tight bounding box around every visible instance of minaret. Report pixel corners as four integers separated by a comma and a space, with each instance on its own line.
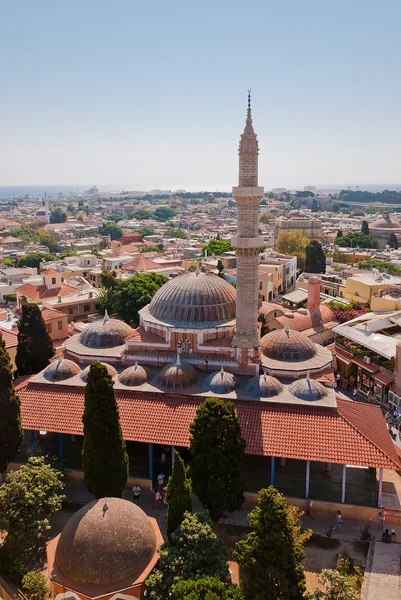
44, 191, 49, 224
232, 91, 264, 369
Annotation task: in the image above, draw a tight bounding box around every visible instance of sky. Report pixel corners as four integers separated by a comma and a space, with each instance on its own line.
1, 0, 401, 192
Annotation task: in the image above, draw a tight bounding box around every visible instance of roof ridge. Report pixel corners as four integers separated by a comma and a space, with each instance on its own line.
338, 400, 400, 470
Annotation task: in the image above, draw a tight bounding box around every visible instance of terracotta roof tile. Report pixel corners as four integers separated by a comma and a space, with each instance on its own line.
16, 282, 77, 301
126, 326, 167, 344
0, 328, 18, 348
17, 383, 401, 470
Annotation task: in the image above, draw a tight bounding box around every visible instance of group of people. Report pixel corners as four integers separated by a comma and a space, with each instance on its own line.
378, 509, 397, 542
306, 498, 343, 531
384, 410, 401, 437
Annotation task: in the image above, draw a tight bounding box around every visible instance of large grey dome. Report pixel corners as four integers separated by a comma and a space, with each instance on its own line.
80, 312, 133, 349
55, 498, 156, 586
246, 373, 283, 398
148, 271, 236, 327
370, 211, 401, 230
204, 367, 236, 394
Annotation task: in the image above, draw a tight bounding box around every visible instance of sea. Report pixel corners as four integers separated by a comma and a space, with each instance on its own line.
0, 185, 89, 200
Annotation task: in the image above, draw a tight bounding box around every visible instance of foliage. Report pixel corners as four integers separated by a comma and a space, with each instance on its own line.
0, 457, 64, 554
339, 188, 401, 205
337, 550, 363, 592
165, 228, 187, 239
311, 198, 319, 212
140, 245, 163, 253
189, 398, 246, 522
387, 232, 399, 249
98, 221, 123, 240
154, 205, 177, 221
18, 252, 55, 268
16, 303, 55, 375
202, 239, 232, 256
276, 231, 309, 270
49, 207, 67, 224
361, 220, 369, 235
146, 511, 228, 600
112, 272, 168, 324
259, 212, 276, 223
359, 523, 374, 542
82, 361, 128, 498
0, 333, 22, 473
100, 268, 118, 289
305, 241, 326, 273
166, 451, 192, 539
137, 225, 154, 237
22, 571, 50, 600
171, 577, 245, 599
217, 259, 225, 277
305, 569, 358, 600
36, 229, 60, 253
331, 250, 349, 263
328, 300, 369, 323
133, 209, 155, 220
357, 258, 401, 274
233, 487, 311, 600
0, 548, 27, 585
335, 232, 378, 249
97, 287, 115, 314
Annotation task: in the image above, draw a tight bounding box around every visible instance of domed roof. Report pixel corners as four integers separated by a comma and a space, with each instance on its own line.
147, 271, 236, 327
118, 362, 147, 387
157, 355, 197, 389
288, 375, 328, 401
81, 362, 117, 382
246, 372, 283, 398
370, 212, 401, 230
55, 498, 157, 586
43, 357, 80, 382
261, 325, 316, 362
204, 367, 236, 394
80, 311, 133, 349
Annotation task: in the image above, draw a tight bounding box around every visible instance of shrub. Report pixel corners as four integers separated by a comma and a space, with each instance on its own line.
21, 571, 49, 600
359, 523, 374, 542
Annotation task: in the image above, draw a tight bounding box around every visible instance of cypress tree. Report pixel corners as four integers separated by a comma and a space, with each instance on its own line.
189, 398, 246, 522
16, 303, 54, 375
166, 451, 192, 539
305, 240, 326, 274
388, 233, 399, 249
0, 334, 22, 474
233, 487, 311, 600
361, 220, 370, 235
82, 361, 128, 498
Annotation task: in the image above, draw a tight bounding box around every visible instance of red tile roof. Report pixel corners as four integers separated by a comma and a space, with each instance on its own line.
41, 268, 60, 275
16, 282, 77, 301
122, 256, 161, 272
126, 326, 167, 344
0, 328, 18, 348
40, 308, 67, 321
16, 382, 401, 470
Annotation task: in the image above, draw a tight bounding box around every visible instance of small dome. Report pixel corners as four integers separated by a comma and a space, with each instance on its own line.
370, 212, 401, 230
80, 311, 133, 349
43, 357, 81, 382
148, 271, 236, 327
118, 362, 147, 387
157, 356, 197, 389
81, 362, 117, 382
288, 376, 328, 401
261, 325, 316, 362
55, 498, 157, 586
204, 367, 236, 394
246, 372, 283, 398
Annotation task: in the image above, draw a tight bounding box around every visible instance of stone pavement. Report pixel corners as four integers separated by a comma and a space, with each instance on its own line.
362, 541, 401, 600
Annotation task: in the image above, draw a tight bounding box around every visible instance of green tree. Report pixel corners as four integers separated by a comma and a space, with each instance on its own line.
18, 252, 54, 269
82, 361, 128, 498
0, 334, 22, 474
49, 207, 67, 224
113, 272, 168, 324
165, 228, 187, 239
171, 577, 244, 600
189, 398, 246, 522
233, 487, 311, 600
388, 232, 399, 249
36, 229, 60, 253
259, 212, 276, 223
202, 239, 232, 256
305, 241, 326, 274
146, 511, 228, 600
22, 571, 50, 600
217, 259, 225, 278
0, 457, 64, 554
306, 569, 358, 600
140, 245, 163, 253
154, 206, 177, 221
275, 231, 309, 270
166, 451, 192, 539
97, 288, 115, 314
335, 232, 378, 249
98, 222, 123, 240
361, 220, 369, 235
16, 304, 55, 376
100, 268, 118, 289
311, 198, 319, 212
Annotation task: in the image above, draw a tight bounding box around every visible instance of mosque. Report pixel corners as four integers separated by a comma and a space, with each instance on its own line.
17, 94, 400, 517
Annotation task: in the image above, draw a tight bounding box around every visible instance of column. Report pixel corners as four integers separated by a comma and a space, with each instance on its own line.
378, 467, 383, 508
324, 462, 332, 477
270, 456, 275, 487
171, 446, 175, 465
341, 464, 347, 504
59, 433, 64, 462
148, 443, 153, 484
280, 457, 286, 469
305, 460, 310, 499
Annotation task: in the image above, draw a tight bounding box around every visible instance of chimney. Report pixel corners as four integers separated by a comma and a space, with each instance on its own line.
307, 276, 321, 310
57, 295, 61, 303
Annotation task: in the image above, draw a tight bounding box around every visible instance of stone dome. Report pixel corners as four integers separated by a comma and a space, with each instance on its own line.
246, 372, 283, 398
204, 367, 236, 394
118, 362, 147, 387
147, 271, 236, 327
80, 311, 133, 349
81, 362, 117, 382
261, 325, 316, 362
370, 212, 401, 230
288, 376, 328, 401
55, 498, 157, 586
43, 357, 80, 382
157, 356, 197, 389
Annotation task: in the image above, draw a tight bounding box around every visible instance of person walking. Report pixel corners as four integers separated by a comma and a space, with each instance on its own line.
306, 497, 315, 519
378, 509, 385, 531
157, 472, 165, 492
154, 489, 161, 508
132, 484, 141, 503
335, 510, 343, 532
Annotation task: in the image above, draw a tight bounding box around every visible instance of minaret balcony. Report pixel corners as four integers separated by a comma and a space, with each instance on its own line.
232, 186, 264, 198
231, 235, 264, 249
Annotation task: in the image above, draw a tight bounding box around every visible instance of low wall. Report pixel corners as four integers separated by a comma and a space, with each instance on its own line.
66, 469, 153, 491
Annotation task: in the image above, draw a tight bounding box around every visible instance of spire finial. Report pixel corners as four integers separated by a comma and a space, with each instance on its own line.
243, 89, 254, 134
284, 321, 290, 336
103, 309, 109, 323
306, 371, 311, 383
248, 89, 251, 110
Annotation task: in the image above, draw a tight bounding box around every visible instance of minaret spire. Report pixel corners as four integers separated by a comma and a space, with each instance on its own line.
244, 89, 254, 134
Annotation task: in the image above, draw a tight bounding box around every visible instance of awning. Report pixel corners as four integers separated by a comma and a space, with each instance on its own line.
372, 370, 394, 386
351, 357, 380, 374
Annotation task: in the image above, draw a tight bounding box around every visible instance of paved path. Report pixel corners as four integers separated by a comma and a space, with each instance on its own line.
362, 541, 401, 600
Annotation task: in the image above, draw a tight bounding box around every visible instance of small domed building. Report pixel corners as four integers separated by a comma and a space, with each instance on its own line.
369, 211, 401, 249
47, 497, 163, 600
